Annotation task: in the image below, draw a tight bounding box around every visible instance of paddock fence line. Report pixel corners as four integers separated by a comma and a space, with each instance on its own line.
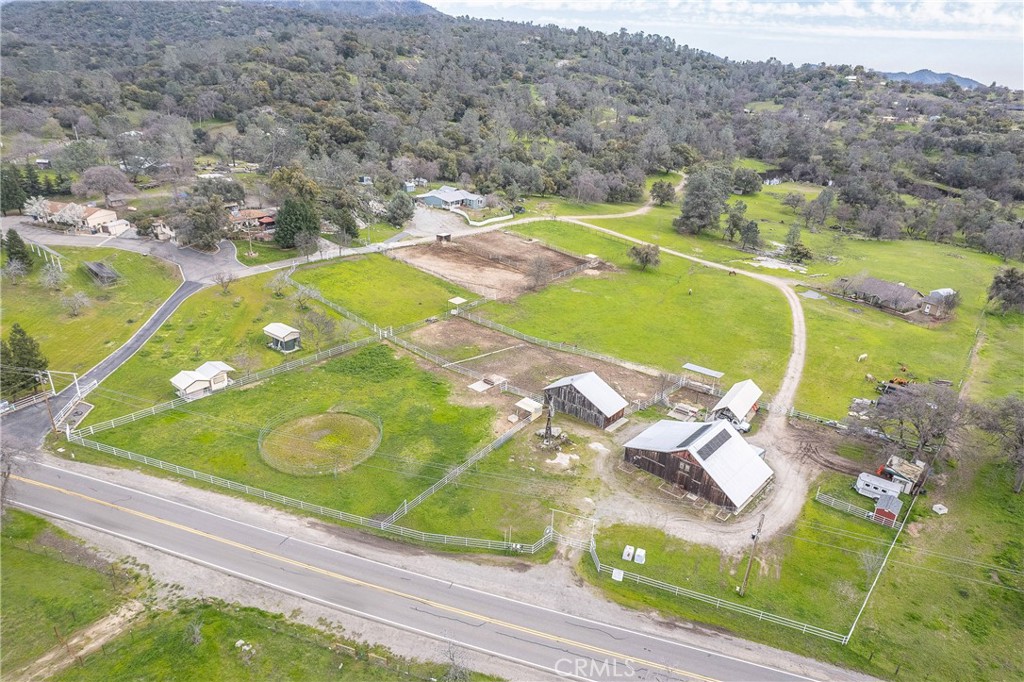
71, 335, 378, 438
386, 335, 541, 401
585, 538, 849, 644
788, 407, 937, 453
448, 207, 515, 227
814, 488, 903, 531
53, 379, 97, 428
383, 414, 536, 526
66, 433, 566, 553
455, 310, 682, 382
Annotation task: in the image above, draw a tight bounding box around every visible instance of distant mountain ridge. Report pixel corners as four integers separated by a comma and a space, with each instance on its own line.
882, 69, 983, 89
243, 0, 440, 16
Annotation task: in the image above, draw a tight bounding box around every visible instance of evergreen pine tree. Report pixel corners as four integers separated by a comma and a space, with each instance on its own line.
274, 198, 320, 249
1, 165, 27, 216
3, 228, 32, 267
0, 338, 18, 400
5, 323, 48, 398
42, 175, 56, 196
21, 160, 42, 196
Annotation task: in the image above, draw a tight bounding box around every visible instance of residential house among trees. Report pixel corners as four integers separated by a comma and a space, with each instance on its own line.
624, 420, 773, 512
416, 186, 486, 210
26, 200, 118, 232
543, 371, 628, 429
263, 322, 300, 353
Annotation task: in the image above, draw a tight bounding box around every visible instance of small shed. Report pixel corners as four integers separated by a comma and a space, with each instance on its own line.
403, 181, 416, 193
874, 494, 903, 525
514, 397, 544, 420
623, 419, 773, 512
711, 379, 762, 427
263, 323, 300, 353
171, 370, 210, 399
855, 472, 903, 500
194, 361, 235, 391
82, 261, 120, 285
358, 175, 373, 185
543, 372, 628, 429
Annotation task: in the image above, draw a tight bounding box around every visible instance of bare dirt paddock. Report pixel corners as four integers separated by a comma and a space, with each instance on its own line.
407, 317, 666, 402
394, 231, 589, 299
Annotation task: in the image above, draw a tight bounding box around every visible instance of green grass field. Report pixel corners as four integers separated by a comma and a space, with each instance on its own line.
87, 345, 495, 519
1, 510, 125, 673
52, 600, 496, 682
970, 312, 1024, 400
735, 157, 779, 172
83, 271, 359, 423
584, 447, 1024, 680
232, 241, 297, 266
291, 255, 474, 327
0, 247, 180, 374
399, 422, 604, 542
482, 221, 790, 392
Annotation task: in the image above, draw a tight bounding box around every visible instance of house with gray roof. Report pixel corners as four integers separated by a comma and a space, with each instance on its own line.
544, 372, 628, 429
838, 276, 925, 314
416, 185, 486, 210
624, 420, 773, 511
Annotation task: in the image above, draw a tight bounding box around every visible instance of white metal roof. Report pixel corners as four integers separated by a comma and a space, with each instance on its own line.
712, 379, 763, 419
194, 361, 234, 379
170, 370, 209, 391
417, 185, 483, 204
544, 372, 628, 418
262, 322, 300, 340
682, 363, 724, 379
625, 420, 773, 509
515, 397, 543, 412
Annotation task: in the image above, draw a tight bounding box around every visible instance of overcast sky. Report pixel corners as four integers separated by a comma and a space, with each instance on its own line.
427, 1, 1023, 89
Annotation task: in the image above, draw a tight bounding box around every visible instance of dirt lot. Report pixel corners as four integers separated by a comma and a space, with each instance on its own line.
407, 317, 666, 400
394, 231, 589, 299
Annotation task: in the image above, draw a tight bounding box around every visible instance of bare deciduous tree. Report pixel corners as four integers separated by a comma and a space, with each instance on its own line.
859, 549, 885, 588
61, 291, 91, 317
185, 616, 203, 647
267, 272, 289, 299
231, 351, 259, 377
71, 165, 136, 208
213, 272, 235, 295
974, 396, 1024, 493
298, 310, 336, 351
42, 262, 68, 291
870, 383, 963, 458
528, 256, 552, 290
1, 260, 28, 286
291, 288, 311, 311
294, 230, 319, 262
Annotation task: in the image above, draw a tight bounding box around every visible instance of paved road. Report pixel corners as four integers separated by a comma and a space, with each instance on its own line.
9, 460, 819, 682
0, 279, 204, 446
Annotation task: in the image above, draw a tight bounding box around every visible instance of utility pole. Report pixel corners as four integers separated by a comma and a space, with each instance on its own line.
739, 514, 765, 597
43, 393, 57, 432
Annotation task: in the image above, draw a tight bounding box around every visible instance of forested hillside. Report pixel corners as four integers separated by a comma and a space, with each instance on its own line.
1, 0, 1021, 255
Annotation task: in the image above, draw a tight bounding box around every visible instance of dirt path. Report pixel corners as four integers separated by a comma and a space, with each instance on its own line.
12, 600, 146, 682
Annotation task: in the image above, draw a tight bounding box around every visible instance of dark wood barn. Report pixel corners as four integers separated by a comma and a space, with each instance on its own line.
82, 261, 119, 285
623, 420, 773, 512
543, 372, 628, 429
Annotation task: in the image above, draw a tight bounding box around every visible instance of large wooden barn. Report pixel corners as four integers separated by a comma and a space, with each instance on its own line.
543, 372, 628, 429
623, 420, 773, 512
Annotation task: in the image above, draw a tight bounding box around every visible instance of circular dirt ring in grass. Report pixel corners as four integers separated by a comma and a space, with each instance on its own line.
259, 411, 381, 476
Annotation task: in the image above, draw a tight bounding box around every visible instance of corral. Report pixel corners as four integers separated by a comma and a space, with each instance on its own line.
405, 317, 668, 402
394, 231, 594, 299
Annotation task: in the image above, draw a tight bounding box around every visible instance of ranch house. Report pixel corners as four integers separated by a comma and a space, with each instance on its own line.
416, 186, 486, 210
623, 420, 773, 512
543, 372, 628, 429
838, 276, 924, 314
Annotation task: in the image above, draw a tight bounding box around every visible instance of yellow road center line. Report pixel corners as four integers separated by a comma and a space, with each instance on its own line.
14, 474, 719, 681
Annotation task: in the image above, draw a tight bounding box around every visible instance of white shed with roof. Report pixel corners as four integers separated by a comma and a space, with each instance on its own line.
171, 370, 210, 399
711, 379, 763, 426
263, 323, 301, 353
194, 361, 235, 391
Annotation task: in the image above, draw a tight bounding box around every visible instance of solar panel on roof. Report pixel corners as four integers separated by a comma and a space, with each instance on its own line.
697, 429, 731, 460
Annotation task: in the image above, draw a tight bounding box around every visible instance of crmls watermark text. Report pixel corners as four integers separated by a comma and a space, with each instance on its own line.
555, 657, 637, 678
